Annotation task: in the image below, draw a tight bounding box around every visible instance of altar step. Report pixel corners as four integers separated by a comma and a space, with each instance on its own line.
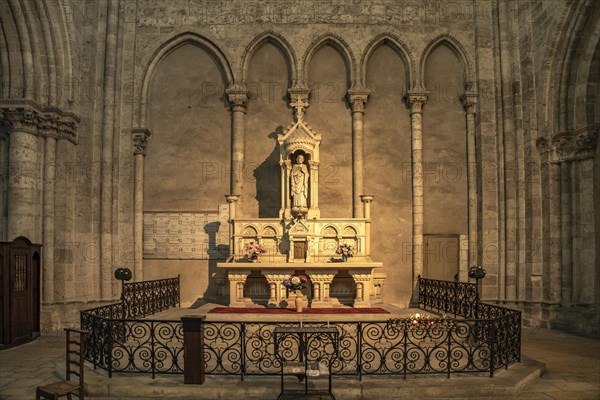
86, 357, 544, 399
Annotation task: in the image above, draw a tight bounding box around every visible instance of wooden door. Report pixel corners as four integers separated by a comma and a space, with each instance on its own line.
9, 250, 32, 343
424, 235, 459, 281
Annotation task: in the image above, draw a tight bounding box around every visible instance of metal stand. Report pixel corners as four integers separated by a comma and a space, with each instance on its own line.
274, 326, 339, 400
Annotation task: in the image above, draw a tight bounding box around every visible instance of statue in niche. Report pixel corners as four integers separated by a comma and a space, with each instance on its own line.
291, 154, 309, 213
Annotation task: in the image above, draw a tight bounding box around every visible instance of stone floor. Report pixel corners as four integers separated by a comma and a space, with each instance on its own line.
0, 326, 598, 399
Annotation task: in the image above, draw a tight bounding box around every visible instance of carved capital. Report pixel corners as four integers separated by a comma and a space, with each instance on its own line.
460, 91, 478, 114
360, 195, 374, 204
406, 89, 428, 114
132, 128, 151, 156
552, 127, 598, 162
536, 126, 598, 163
347, 87, 370, 114
225, 194, 240, 203
226, 83, 249, 112
0, 102, 80, 143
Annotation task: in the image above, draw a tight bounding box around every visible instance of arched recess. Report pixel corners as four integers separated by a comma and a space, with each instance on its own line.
241, 36, 292, 219
363, 40, 412, 305
0, 0, 73, 106
421, 38, 468, 283
240, 31, 298, 85
304, 36, 353, 218
138, 32, 234, 127
360, 34, 414, 87
419, 34, 474, 88
301, 34, 357, 87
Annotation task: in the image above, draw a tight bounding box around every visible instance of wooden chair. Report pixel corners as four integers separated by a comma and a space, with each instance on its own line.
36, 328, 88, 400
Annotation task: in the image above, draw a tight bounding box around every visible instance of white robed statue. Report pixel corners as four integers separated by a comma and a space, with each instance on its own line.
291, 154, 309, 211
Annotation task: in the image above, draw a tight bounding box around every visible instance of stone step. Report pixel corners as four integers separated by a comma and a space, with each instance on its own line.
85, 357, 544, 399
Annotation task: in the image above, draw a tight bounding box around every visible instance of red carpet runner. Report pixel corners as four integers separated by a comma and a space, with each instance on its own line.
208, 307, 389, 314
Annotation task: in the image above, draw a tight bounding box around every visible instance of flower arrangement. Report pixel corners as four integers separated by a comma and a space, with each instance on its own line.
283, 274, 308, 293
468, 265, 486, 279
336, 243, 355, 257
244, 241, 267, 261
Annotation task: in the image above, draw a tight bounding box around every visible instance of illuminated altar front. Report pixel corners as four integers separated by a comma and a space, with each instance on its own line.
217, 97, 386, 308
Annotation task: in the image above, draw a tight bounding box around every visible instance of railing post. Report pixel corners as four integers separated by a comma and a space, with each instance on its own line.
108, 319, 113, 378
182, 316, 205, 384
357, 322, 362, 380
241, 322, 245, 381
489, 321, 495, 378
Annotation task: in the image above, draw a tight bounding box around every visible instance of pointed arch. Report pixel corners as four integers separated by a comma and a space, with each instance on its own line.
420, 34, 473, 88
240, 31, 297, 85
361, 33, 415, 87
138, 32, 234, 127
302, 34, 357, 87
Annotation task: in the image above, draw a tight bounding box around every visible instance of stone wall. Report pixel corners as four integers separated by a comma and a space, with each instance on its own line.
0, 0, 597, 336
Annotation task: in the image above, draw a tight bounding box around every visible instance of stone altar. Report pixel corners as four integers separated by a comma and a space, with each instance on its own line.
217, 97, 386, 308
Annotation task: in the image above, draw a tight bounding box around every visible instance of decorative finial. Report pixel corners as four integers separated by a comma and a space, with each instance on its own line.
290, 95, 309, 121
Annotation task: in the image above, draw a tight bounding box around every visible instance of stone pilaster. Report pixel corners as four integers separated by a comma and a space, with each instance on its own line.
227, 270, 250, 307
349, 272, 372, 307
461, 91, 478, 267
264, 272, 289, 307
307, 271, 336, 308
347, 88, 370, 218
226, 84, 248, 196
132, 128, 151, 281
406, 89, 428, 301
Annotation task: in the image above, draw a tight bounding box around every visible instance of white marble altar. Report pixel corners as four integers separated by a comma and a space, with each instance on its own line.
217, 97, 386, 308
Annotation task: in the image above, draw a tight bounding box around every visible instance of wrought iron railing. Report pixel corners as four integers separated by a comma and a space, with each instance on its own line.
80, 277, 181, 377
121, 276, 180, 319
417, 276, 480, 318
80, 276, 520, 379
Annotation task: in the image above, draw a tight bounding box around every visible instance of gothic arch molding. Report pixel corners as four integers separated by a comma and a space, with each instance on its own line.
240, 31, 298, 85
419, 34, 474, 89
137, 32, 234, 127
546, 0, 600, 133
0, 0, 74, 107
301, 34, 357, 87
361, 33, 415, 87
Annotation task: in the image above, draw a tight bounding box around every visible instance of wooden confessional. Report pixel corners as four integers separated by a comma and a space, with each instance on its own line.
0, 237, 42, 348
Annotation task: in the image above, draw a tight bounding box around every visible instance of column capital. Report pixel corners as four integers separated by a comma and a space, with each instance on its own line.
360, 194, 374, 204
552, 127, 598, 162
460, 91, 478, 114
347, 86, 370, 114
406, 90, 429, 114
288, 84, 310, 103
226, 83, 249, 112
0, 101, 79, 143
132, 127, 151, 156
225, 194, 240, 203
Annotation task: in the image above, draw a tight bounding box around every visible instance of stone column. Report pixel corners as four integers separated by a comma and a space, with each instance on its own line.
407, 90, 428, 297
347, 89, 370, 218
461, 92, 478, 267
225, 195, 239, 257
133, 128, 151, 282
349, 272, 372, 307
4, 108, 41, 242
226, 84, 248, 196
360, 195, 374, 256
41, 122, 58, 303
